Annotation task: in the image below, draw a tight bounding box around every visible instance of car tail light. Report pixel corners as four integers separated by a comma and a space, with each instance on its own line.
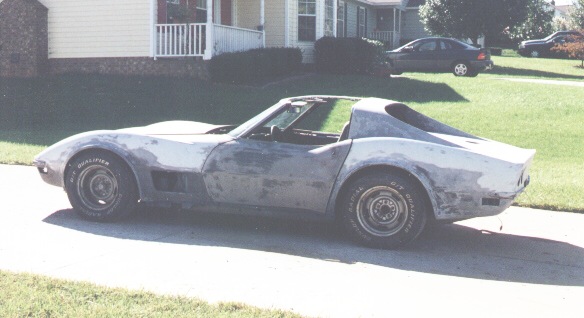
477, 52, 486, 60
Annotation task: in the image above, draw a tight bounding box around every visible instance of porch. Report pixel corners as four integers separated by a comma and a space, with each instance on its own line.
154, 0, 265, 60
154, 23, 264, 59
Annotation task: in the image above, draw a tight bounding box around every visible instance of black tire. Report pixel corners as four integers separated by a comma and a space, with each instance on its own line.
65, 151, 138, 222
452, 61, 471, 76
467, 70, 479, 77
339, 172, 428, 249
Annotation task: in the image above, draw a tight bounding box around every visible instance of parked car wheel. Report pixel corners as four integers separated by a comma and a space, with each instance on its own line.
530, 50, 540, 58
452, 61, 471, 76
65, 151, 138, 222
340, 172, 428, 249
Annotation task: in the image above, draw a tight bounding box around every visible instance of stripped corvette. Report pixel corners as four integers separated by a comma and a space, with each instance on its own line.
34, 96, 535, 248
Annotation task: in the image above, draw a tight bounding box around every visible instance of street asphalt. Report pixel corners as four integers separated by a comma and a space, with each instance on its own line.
1, 164, 583, 317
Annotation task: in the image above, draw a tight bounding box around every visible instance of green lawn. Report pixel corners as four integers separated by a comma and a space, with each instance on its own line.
0, 270, 302, 318
1, 55, 583, 212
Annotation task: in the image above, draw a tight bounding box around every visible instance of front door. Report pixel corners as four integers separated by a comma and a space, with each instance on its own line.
202, 139, 351, 214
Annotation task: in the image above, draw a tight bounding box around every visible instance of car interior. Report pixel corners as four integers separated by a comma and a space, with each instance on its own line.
246, 98, 354, 146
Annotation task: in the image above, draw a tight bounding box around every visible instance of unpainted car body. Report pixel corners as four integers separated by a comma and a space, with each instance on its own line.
384, 37, 494, 76
35, 96, 534, 248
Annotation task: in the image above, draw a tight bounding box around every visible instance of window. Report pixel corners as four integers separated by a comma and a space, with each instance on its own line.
416, 41, 437, 52
195, 0, 207, 23
324, 0, 334, 37
357, 7, 366, 38
298, 0, 316, 41
337, 0, 346, 37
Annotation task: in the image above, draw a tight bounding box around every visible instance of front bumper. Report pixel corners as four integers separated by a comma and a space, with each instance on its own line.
33, 158, 63, 188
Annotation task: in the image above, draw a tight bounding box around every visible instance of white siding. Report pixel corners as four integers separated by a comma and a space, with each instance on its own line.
37, 0, 151, 58
235, 0, 260, 30
401, 8, 428, 41
265, 0, 285, 47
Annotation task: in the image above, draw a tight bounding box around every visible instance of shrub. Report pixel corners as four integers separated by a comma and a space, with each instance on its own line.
314, 37, 384, 74
552, 30, 584, 67
209, 47, 302, 84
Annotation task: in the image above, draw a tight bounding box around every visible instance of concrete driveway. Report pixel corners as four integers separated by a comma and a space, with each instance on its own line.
1, 164, 583, 317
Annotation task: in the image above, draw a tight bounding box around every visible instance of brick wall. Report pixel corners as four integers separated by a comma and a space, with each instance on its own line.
0, 0, 208, 79
49, 57, 209, 79
0, 0, 48, 78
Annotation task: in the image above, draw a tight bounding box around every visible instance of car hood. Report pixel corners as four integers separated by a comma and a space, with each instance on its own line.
118, 121, 228, 135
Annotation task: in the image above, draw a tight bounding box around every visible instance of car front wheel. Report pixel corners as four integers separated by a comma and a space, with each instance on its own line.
339, 172, 428, 249
530, 50, 540, 58
452, 62, 471, 76
65, 151, 138, 222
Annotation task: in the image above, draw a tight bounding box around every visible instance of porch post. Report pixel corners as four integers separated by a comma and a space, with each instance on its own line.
204, 0, 214, 60
393, 8, 396, 32
261, 0, 265, 47
333, 0, 337, 37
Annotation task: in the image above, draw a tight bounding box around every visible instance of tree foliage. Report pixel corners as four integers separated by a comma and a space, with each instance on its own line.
552, 30, 584, 67
507, 0, 554, 41
570, 0, 584, 29
419, 0, 531, 46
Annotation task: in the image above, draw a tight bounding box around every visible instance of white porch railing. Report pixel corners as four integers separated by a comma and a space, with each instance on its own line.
154, 23, 264, 59
369, 31, 400, 49
155, 24, 206, 57
213, 24, 264, 55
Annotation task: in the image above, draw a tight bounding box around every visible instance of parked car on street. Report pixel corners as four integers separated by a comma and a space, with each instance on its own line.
518, 31, 583, 58
383, 37, 494, 77
34, 96, 534, 249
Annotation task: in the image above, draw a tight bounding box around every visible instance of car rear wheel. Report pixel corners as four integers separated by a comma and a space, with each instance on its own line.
339, 172, 428, 249
65, 151, 138, 222
452, 62, 471, 76
530, 50, 540, 58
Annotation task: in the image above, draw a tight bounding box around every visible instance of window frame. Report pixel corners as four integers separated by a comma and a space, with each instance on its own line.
298, 0, 317, 42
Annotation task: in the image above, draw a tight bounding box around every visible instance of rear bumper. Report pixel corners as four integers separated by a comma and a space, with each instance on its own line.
471, 60, 494, 71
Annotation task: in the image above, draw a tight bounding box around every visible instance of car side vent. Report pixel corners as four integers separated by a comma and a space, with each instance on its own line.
482, 198, 500, 206
152, 171, 188, 193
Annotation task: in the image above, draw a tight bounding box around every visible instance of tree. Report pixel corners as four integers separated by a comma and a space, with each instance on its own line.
552, 30, 584, 67
420, 0, 531, 46
570, 0, 584, 29
508, 0, 555, 41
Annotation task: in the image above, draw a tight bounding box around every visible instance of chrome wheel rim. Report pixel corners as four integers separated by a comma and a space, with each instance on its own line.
77, 165, 118, 211
454, 63, 468, 76
530, 50, 539, 58
356, 186, 409, 237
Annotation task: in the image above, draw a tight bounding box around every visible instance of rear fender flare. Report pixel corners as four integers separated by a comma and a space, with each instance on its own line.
326, 162, 438, 221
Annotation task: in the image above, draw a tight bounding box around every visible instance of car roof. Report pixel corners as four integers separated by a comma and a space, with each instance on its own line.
348, 98, 477, 145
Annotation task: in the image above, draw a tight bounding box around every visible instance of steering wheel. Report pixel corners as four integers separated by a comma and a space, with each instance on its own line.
270, 125, 281, 142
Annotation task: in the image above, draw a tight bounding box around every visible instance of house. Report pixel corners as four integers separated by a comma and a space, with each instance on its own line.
0, 0, 429, 78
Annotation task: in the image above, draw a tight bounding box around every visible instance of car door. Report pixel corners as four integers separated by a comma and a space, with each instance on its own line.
201, 102, 352, 214
390, 39, 438, 71
434, 39, 459, 71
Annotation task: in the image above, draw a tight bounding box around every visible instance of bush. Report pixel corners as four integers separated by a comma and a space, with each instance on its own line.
209, 47, 302, 84
314, 37, 384, 74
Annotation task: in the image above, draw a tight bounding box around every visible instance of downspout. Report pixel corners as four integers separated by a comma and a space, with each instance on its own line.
261, 0, 265, 47
284, 0, 289, 46
333, 0, 337, 37
204, 0, 213, 60
151, 0, 156, 59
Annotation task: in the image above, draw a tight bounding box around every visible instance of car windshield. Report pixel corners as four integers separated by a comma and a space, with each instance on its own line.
227, 102, 285, 137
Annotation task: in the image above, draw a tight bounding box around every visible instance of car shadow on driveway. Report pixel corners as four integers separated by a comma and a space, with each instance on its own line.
43, 208, 584, 287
